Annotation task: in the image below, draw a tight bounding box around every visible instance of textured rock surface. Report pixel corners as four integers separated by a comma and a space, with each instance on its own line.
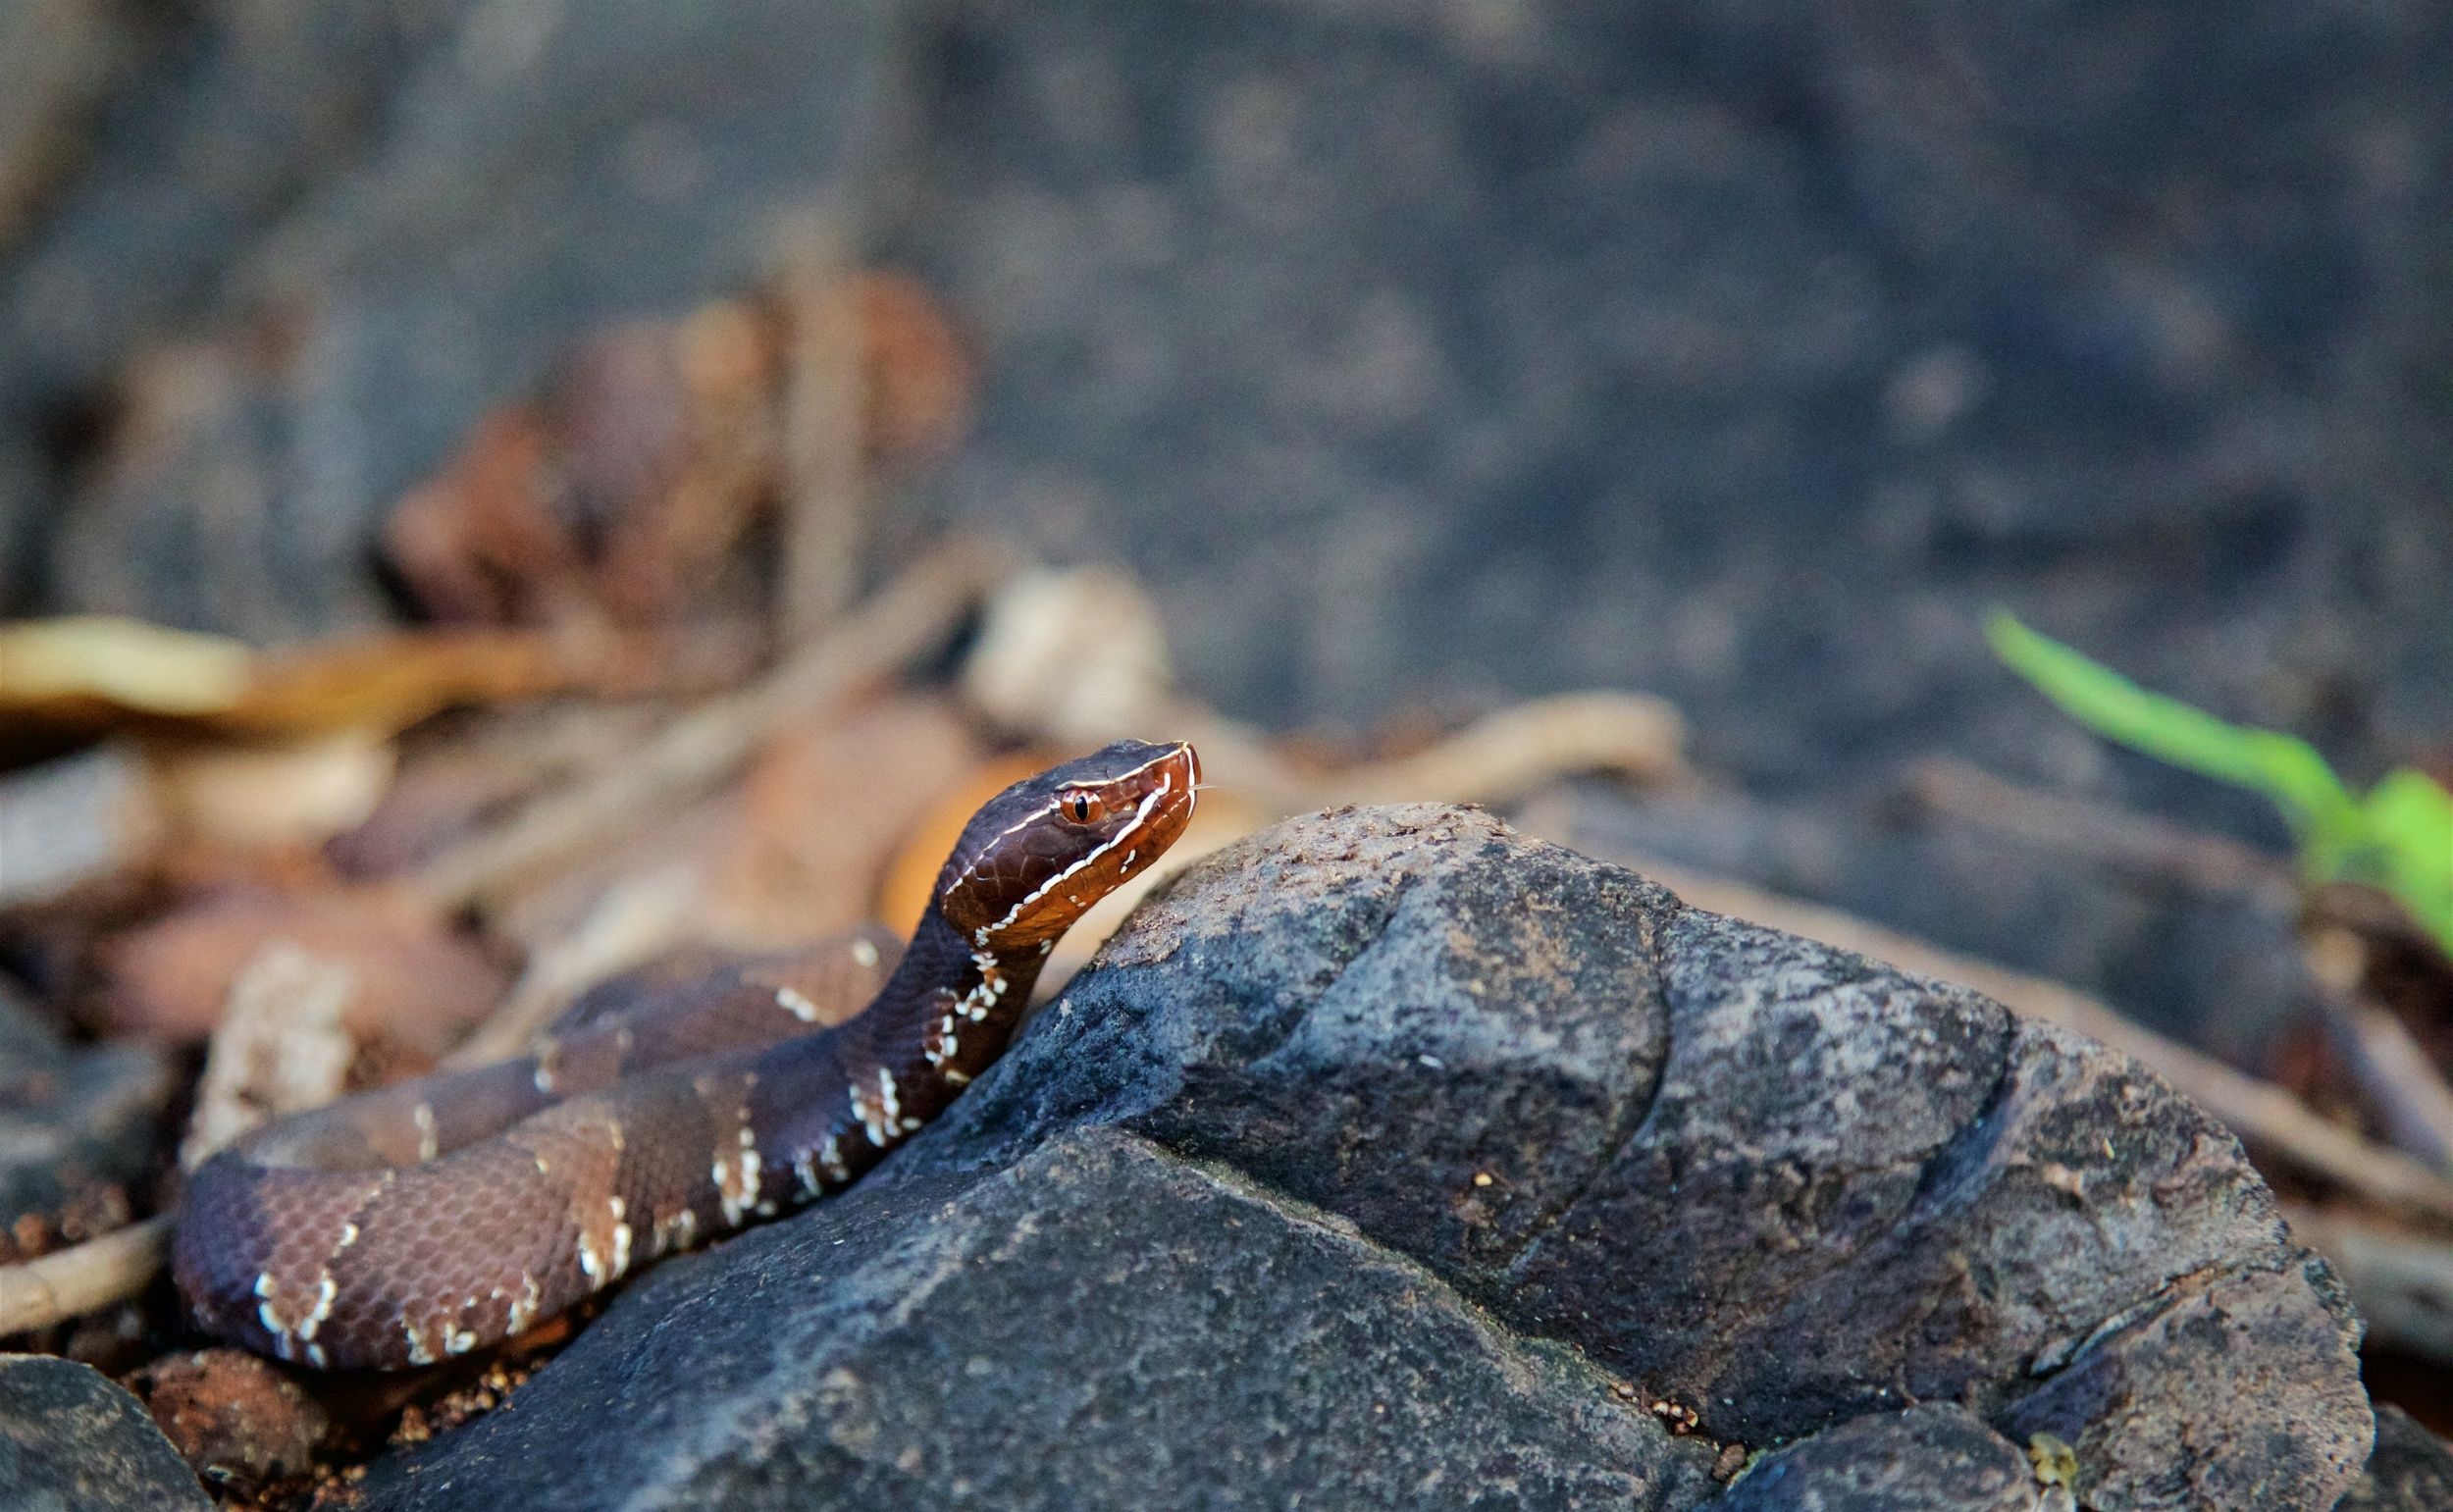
357, 807, 2370, 1511
0, 1352, 211, 1512
360, 1128, 1724, 1512
2339, 1407, 2453, 1512
0, 979, 175, 1233
1540, 784, 2320, 1067
1709, 1404, 2034, 1511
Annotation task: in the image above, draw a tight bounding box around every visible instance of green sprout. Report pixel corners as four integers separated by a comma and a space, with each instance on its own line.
1987, 612, 2453, 956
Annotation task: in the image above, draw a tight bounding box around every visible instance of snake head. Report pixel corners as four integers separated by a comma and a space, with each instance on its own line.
938, 739, 1200, 954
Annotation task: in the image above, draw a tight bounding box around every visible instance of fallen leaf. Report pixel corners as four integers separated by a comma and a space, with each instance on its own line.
0, 617, 251, 723
702, 695, 985, 950
98, 886, 504, 1058
0, 615, 584, 741
147, 730, 396, 850
844, 271, 973, 468
213, 629, 578, 737
385, 306, 781, 635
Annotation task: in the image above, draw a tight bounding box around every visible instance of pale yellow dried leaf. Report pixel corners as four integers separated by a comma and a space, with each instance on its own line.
0, 614, 251, 715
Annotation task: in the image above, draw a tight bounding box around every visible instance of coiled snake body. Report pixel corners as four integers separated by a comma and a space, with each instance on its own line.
174, 741, 1199, 1370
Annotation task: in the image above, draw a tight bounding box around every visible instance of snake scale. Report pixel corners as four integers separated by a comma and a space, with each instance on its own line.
174, 740, 1199, 1371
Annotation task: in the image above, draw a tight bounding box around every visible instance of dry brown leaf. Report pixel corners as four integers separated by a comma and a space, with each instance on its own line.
146, 730, 396, 851
385, 275, 969, 639
97, 886, 503, 1059
700, 695, 985, 950
0, 614, 582, 742
385, 307, 781, 634
846, 271, 972, 468
386, 407, 590, 627
212, 629, 578, 737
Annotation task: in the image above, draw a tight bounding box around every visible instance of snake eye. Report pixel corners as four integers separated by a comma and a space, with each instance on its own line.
1062, 790, 1094, 823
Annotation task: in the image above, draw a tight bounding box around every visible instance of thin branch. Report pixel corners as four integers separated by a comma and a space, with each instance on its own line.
2307, 924, 2453, 1173
776, 227, 870, 645
445, 863, 703, 1069
410, 539, 1007, 911
1314, 693, 1689, 809
1904, 758, 2295, 902
0, 1216, 170, 1338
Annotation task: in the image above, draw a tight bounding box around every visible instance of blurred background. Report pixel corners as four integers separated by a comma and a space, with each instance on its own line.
1, 0, 2450, 1448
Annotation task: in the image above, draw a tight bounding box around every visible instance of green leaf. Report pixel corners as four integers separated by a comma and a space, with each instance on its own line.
2360, 768, 2453, 955
1984, 613, 2358, 853
1988, 612, 2453, 957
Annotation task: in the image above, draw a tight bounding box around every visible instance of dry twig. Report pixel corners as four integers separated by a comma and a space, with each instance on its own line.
2306, 925, 2453, 1173
1914, 761, 2453, 1182
1313, 693, 1688, 809
777, 226, 869, 643
411, 539, 1007, 911
0, 1215, 170, 1338
1904, 758, 2294, 901
962, 565, 1693, 813
181, 943, 360, 1169
446, 864, 704, 1069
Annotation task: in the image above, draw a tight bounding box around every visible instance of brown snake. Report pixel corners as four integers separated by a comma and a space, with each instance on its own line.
174, 740, 1199, 1370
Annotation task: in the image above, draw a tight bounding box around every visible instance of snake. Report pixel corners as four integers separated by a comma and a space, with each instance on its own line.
173, 740, 1199, 1371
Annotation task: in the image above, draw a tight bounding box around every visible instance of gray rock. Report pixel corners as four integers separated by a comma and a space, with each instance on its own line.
357, 807, 2370, 1511
358, 1128, 1724, 1511
1540, 783, 2318, 1069
1999, 1255, 2373, 1511
1709, 1404, 2033, 1511
0, 1352, 209, 1512
2339, 1407, 2453, 1512
0, 978, 175, 1232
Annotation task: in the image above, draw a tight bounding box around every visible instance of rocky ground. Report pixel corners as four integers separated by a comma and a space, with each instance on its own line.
2, 0, 2446, 1071
264, 807, 2392, 1510
2, 2, 2450, 1506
